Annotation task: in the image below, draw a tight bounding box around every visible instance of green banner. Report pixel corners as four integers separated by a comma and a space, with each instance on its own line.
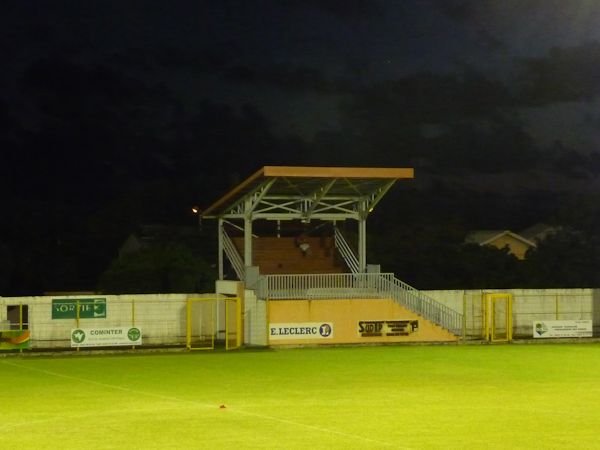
0, 330, 31, 350
71, 327, 142, 347
52, 298, 107, 319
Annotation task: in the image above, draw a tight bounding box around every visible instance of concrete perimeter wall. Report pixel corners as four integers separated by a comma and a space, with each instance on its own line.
423, 288, 600, 339
3, 288, 599, 348
0, 293, 216, 349
267, 298, 457, 345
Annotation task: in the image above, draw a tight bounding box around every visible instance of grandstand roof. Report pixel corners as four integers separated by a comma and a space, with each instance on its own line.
201, 166, 414, 221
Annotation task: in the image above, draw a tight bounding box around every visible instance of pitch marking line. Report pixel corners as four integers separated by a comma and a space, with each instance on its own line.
1, 360, 409, 449
0, 405, 188, 432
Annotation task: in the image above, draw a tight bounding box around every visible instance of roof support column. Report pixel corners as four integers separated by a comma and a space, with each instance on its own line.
358, 200, 367, 273
218, 218, 224, 280
358, 217, 367, 273
244, 202, 253, 270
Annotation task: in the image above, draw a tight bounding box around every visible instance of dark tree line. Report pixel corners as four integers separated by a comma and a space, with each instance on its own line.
370, 225, 600, 290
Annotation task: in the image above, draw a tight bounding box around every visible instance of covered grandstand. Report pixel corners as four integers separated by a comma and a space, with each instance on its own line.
202, 166, 462, 346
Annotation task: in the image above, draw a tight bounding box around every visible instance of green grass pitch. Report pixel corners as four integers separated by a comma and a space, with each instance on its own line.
2, 344, 600, 449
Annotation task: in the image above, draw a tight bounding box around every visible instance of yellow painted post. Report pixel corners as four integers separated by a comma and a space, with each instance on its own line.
236, 296, 242, 348
507, 295, 513, 341
186, 297, 240, 351
235, 282, 244, 347
491, 296, 496, 341
483, 293, 489, 341
210, 299, 219, 350
225, 297, 242, 350
491, 296, 502, 342
487, 294, 513, 342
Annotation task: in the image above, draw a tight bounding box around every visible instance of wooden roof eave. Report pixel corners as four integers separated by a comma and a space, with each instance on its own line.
201, 166, 414, 219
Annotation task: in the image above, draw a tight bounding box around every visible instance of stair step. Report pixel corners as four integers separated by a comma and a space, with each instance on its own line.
231, 236, 343, 275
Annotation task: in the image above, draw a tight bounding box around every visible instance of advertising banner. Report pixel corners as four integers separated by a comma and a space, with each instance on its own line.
533, 320, 592, 338
0, 330, 31, 350
269, 322, 333, 340
71, 327, 142, 347
52, 298, 107, 319
358, 320, 419, 337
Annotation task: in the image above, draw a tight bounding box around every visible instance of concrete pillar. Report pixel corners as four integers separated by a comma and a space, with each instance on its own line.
358, 216, 367, 273
244, 216, 253, 269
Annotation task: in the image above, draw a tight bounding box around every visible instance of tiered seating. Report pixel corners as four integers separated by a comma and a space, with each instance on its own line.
232, 236, 345, 274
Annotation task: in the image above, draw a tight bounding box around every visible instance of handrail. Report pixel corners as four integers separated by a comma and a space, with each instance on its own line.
333, 227, 360, 273
256, 272, 463, 336
222, 229, 246, 281
385, 276, 463, 336
257, 273, 394, 299
223, 220, 258, 238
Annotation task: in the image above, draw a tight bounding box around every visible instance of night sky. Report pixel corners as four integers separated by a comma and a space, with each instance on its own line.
3, 1, 600, 293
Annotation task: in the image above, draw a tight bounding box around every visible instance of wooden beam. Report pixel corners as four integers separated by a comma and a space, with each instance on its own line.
263, 166, 414, 179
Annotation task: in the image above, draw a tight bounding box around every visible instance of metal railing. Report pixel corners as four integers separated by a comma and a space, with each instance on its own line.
257, 273, 394, 299
333, 227, 360, 273
222, 229, 246, 281
385, 277, 463, 336
256, 272, 463, 336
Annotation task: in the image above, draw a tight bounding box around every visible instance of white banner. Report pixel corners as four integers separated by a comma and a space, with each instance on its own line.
533, 320, 592, 338
269, 322, 333, 340
71, 327, 142, 347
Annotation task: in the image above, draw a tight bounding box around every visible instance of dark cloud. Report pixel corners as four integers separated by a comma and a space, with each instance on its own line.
19, 58, 143, 102
330, 68, 550, 175
475, 29, 507, 53
549, 140, 600, 179
516, 42, 600, 105
427, 120, 539, 173
437, 0, 477, 22
342, 69, 513, 128
289, 0, 384, 20
225, 63, 353, 94
436, 0, 508, 54
107, 46, 237, 74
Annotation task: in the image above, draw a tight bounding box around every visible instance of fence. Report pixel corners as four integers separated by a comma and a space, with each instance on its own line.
3, 288, 600, 350
257, 273, 394, 300
0, 294, 218, 350
425, 288, 600, 339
